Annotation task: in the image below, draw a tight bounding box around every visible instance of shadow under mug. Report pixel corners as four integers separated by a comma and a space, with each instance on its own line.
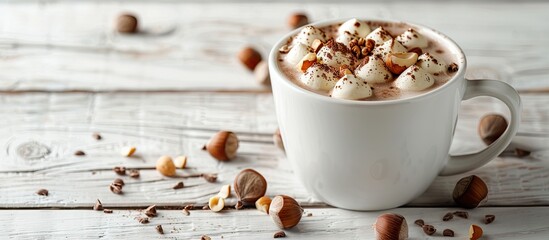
268, 19, 521, 210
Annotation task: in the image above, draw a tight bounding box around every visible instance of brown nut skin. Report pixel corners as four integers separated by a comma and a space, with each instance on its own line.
469, 224, 483, 240
238, 47, 262, 71
269, 195, 303, 229
478, 114, 508, 145
117, 14, 138, 33
288, 13, 309, 29
206, 131, 239, 161
234, 168, 267, 205
453, 175, 488, 209
374, 213, 408, 240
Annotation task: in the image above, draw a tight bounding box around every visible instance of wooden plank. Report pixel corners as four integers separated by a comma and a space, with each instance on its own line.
2, 207, 549, 239
0, 2, 548, 91
0, 92, 547, 208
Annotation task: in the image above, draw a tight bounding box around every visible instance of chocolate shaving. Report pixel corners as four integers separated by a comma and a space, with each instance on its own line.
113, 178, 125, 186
156, 225, 164, 234
103, 209, 113, 214
203, 173, 217, 183
443, 212, 454, 221
173, 182, 185, 189
129, 169, 140, 178
422, 224, 436, 235
273, 231, 287, 238
36, 189, 49, 196
113, 166, 126, 175
484, 214, 496, 224
93, 199, 103, 211
414, 219, 425, 227
443, 229, 454, 237
74, 150, 85, 156
144, 205, 157, 217
137, 217, 149, 224
109, 183, 123, 194
92, 133, 102, 140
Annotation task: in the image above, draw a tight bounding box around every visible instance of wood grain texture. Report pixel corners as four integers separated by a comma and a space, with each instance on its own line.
0, 92, 547, 208
3, 207, 549, 239
0, 2, 548, 91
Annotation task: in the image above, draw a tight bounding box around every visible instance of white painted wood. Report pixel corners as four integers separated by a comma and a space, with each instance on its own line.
0, 92, 547, 208
2, 207, 548, 239
0, 2, 548, 91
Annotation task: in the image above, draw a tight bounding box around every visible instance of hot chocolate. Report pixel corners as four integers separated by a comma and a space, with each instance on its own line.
277, 19, 460, 101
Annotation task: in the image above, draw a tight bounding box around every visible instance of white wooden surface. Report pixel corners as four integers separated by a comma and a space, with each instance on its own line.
3, 207, 549, 239
0, 2, 548, 92
0, 1, 548, 239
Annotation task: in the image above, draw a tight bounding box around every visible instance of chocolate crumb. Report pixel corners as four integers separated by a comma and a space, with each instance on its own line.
306, 213, 313, 217
274, 231, 286, 238
414, 219, 425, 227
443, 212, 454, 221
103, 209, 113, 214
93, 199, 103, 211
515, 148, 531, 157
74, 150, 85, 156
436, 49, 444, 54
173, 182, 185, 189
484, 214, 496, 224
137, 217, 149, 224
113, 178, 125, 186
202, 145, 207, 151
156, 225, 164, 234
109, 183, 123, 194
36, 189, 49, 196
144, 205, 157, 217
113, 166, 126, 175
453, 211, 469, 219
203, 173, 217, 183
92, 133, 102, 140
129, 169, 140, 178
448, 63, 458, 73
422, 224, 436, 235
201, 235, 211, 240
443, 229, 454, 237
202, 205, 210, 210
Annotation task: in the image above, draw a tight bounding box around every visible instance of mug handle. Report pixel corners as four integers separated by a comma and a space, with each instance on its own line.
439, 79, 522, 176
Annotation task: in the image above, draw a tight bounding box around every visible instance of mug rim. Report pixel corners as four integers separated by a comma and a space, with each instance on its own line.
268, 18, 468, 106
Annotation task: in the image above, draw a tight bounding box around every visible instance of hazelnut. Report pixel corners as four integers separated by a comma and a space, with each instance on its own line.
238, 46, 262, 71
374, 213, 408, 240
253, 61, 271, 86
234, 168, 267, 205
116, 14, 138, 34
296, 53, 317, 72
273, 128, 285, 151
255, 196, 272, 214
208, 195, 225, 212
120, 146, 136, 157
156, 155, 176, 177
288, 13, 309, 29
269, 195, 303, 229
311, 39, 324, 53
173, 155, 188, 169
453, 175, 488, 209
218, 184, 231, 199
206, 131, 239, 161
385, 52, 418, 74
469, 224, 483, 240
478, 114, 508, 145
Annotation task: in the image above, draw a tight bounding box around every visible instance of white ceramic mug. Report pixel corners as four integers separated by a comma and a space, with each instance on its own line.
268, 19, 521, 210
